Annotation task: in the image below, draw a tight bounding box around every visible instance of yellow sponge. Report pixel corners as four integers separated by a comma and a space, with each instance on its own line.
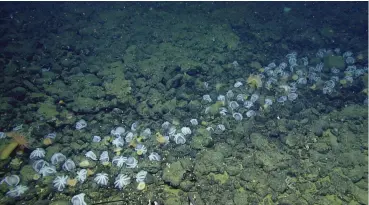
0, 142, 18, 160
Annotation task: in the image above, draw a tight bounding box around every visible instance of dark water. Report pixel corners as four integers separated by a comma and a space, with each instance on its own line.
0, 2, 367, 205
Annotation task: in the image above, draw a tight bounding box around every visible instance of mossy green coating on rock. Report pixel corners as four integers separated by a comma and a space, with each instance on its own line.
164, 197, 183, 205
0, 180, 8, 193
20, 165, 36, 183
332, 105, 368, 119
37, 101, 59, 121
249, 132, 270, 150
83, 74, 103, 86
205, 101, 224, 116
49, 200, 70, 205
161, 184, 193, 204
55, 110, 76, 127
9, 157, 23, 170
68, 96, 108, 113
346, 165, 366, 183
139, 160, 161, 174
162, 161, 186, 187
179, 180, 194, 191
43, 80, 73, 100
30, 123, 53, 139
313, 142, 331, 154
233, 188, 249, 205
208, 171, 229, 184
79, 86, 106, 99
254, 150, 288, 172
323, 194, 343, 205
104, 77, 132, 103
322, 129, 339, 150
45, 144, 62, 160
351, 184, 368, 204
194, 150, 224, 176
214, 143, 232, 158
70, 141, 86, 151
250, 61, 262, 70
190, 128, 213, 150
226, 165, 241, 176
284, 133, 305, 148
101, 61, 133, 106
261, 194, 275, 205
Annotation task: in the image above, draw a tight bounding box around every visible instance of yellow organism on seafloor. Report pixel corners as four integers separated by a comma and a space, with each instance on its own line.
339, 79, 347, 85
156, 132, 168, 145
135, 144, 147, 156
129, 138, 137, 148
43, 138, 53, 146
247, 74, 263, 89
136, 149, 144, 156
67, 178, 78, 187
0, 132, 29, 160
137, 182, 146, 191
292, 74, 299, 81
136, 136, 144, 143
310, 84, 317, 90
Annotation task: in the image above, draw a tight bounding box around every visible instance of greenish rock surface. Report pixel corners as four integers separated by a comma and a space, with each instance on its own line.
20, 165, 36, 182
10, 87, 27, 100
29, 92, 47, 101
324, 55, 345, 70
0, 181, 8, 193
164, 197, 183, 205
313, 142, 331, 154
101, 61, 133, 105
351, 184, 368, 204
233, 189, 249, 205
68, 96, 106, 113
333, 105, 368, 119
250, 61, 262, 70
226, 165, 241, 176
80, 86, 106, 99
162, 161, 186, 187
45, 144, 62, 160
208, 171, 229, 184
30, 123, 53, 139
346, 165, 366, 183
179, 180, 194, 191
194, 150, 224, 176
44, 80, 73, 99
139, 160, 161, 174
214, 143, 233, 158
0, 101, 13, 113
190, 128, 213, 150
49, 200, 69, 205
249, 132, 269, 150
254, 150, 288, 172
37, 101, 59, 121
27, 65, 41, 73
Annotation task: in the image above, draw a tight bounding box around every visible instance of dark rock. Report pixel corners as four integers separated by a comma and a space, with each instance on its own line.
9, 87, 27, 100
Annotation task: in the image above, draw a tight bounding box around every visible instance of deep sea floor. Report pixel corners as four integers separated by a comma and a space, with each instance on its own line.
0, 2, 368, 205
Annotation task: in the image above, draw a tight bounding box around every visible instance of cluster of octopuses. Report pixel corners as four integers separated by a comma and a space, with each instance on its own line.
200, 48, 367, 122
2, 118, 213, 205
